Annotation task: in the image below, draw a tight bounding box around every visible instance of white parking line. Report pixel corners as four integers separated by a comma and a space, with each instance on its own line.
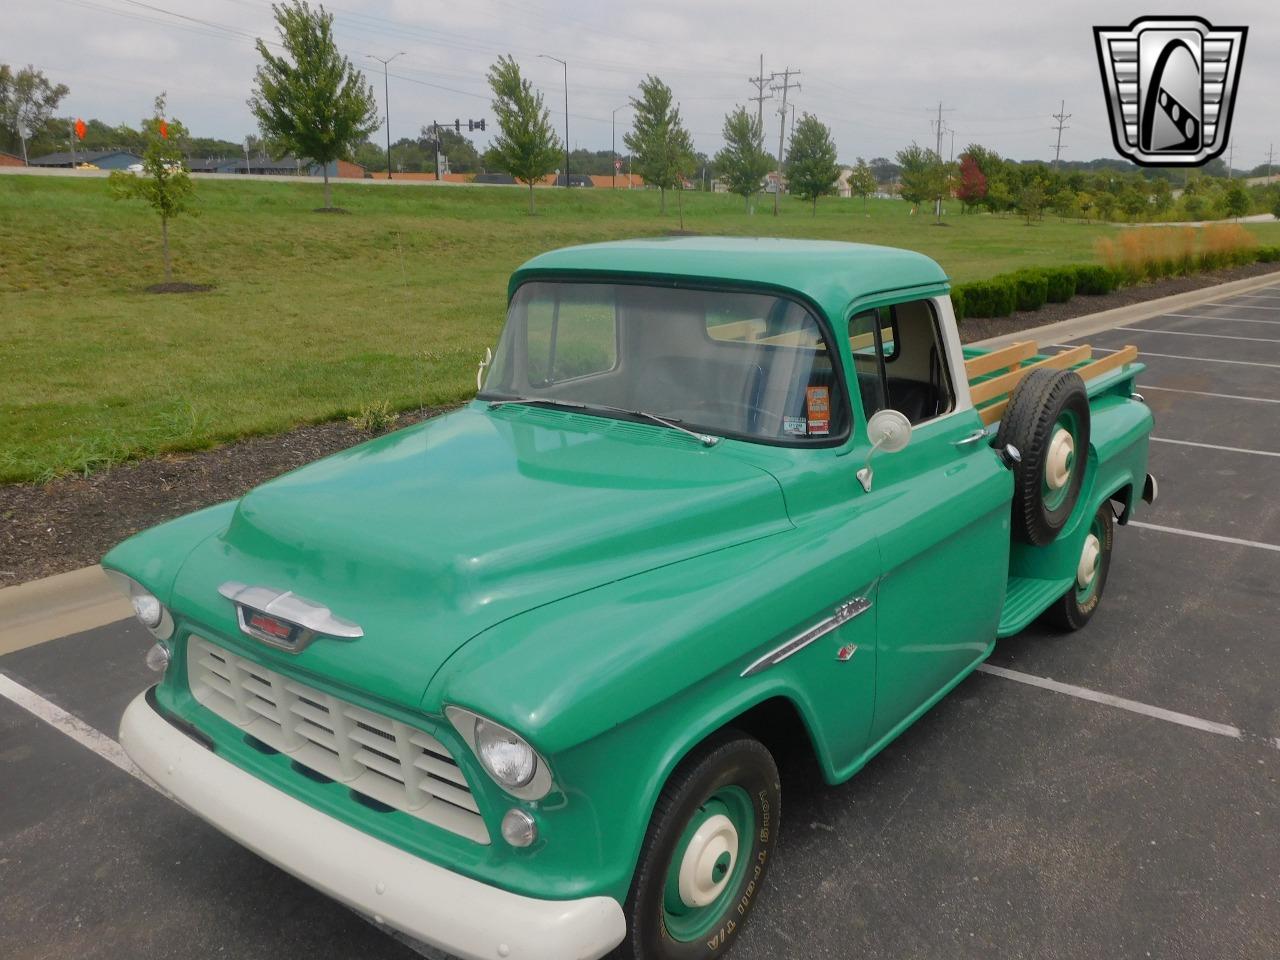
1202, 302, 1280, 311
0, 672, 145, 780
1125, 327, 1280, 343
1161, 312, 1280, 326
1151, 436, 1280, 457
1120, 351, 1280, 368
1130, 521, 1280, 553
1139, 385, 1280, 404
976, 664, 1251, 742
0, 670, 439, 959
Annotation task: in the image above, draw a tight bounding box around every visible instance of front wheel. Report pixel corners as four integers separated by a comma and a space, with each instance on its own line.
615, 732, 780, 960
1043, 503, 1114, 631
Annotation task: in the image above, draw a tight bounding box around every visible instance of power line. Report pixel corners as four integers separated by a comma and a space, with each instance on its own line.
1051, 100, 1071, 170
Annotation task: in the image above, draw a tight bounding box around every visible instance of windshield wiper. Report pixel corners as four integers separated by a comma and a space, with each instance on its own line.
486, 397, 720, 447
485, 396, 588, 411
612, 407, 721, 447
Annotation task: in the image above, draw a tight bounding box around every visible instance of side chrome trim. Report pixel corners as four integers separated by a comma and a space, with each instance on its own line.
741, 597, 873, 678
218, 581, 364, 652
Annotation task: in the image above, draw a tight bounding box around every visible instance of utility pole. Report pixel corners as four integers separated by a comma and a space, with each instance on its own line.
367, 52, 405, 179
1051, 100, 1071, 171
770, 67, 800, 216
1267, 143, 1275, 180
612, 104, 628, 190
749, 54, 771, 133
539, 55, 569, 187
1227, 139, 1235, 179
927, 102, 954, 219
949, 129, 955, 164
789, 103, 797, 139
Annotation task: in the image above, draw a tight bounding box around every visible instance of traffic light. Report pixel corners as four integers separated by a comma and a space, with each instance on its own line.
454, 119, 461, 132
468, 119, 486, 132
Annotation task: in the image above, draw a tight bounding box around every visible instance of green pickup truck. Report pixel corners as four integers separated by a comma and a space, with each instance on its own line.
108, 238, 1155, 960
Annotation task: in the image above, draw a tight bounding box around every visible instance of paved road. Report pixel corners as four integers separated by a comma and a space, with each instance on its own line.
3, 285, 1279, 960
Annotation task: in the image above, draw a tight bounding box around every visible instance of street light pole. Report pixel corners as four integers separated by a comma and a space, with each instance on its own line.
367, 52, 406, 179
612, 104, 629, 190
540, 54, 569, 187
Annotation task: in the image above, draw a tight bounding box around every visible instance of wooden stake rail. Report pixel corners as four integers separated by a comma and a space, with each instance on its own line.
966, 341, 1139, 426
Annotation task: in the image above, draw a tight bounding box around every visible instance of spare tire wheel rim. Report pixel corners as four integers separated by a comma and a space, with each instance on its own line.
1046, 426, 1074, 491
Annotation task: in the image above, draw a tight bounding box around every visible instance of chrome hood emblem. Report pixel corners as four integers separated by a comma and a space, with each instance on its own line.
218, 581, 363, 653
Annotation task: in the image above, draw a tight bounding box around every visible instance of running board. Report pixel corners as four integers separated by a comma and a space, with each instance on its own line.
997, 575, 1073, 637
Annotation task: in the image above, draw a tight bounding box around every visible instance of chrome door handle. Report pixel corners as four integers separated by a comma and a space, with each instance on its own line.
952, 429, 989, 448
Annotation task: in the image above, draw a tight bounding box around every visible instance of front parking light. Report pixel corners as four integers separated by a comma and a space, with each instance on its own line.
500, 808, 538, 848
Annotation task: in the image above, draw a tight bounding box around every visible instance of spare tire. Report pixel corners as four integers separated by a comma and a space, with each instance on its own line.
996, 367, 1090, 546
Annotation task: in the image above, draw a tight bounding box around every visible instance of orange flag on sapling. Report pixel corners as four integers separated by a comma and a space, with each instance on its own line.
74, 118, 86, 140
159, 120, 168, 139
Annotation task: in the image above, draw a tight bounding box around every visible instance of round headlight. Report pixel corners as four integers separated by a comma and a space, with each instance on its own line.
474, 718, 537, 788
130, 588, 163, 629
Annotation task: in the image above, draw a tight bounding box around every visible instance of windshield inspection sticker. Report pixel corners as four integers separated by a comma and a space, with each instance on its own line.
806, 386, 830, 435
783, 417, 808, 436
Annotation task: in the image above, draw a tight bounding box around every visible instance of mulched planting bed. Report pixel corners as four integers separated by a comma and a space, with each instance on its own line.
3, 262, 1278, 588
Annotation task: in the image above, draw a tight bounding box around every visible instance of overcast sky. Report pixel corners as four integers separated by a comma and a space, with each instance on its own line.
8, 0, 1278, 167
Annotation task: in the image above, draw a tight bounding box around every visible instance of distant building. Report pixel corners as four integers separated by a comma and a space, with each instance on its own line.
0, 151, 25, 167
28, 149, 141, 170
185, 156, 365, 178
588, 173, 644, 189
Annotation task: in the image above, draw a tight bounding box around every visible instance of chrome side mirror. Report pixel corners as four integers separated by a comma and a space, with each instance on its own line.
857, 409, 912, 493
475, 346, 493, 391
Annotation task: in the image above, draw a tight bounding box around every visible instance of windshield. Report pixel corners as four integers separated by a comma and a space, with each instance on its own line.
481, 281, 847, 444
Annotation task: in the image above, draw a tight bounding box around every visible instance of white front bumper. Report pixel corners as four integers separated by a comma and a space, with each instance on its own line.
119, 692, 626, 960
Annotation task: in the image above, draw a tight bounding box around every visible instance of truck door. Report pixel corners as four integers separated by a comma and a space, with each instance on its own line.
847, 297, 1012, 745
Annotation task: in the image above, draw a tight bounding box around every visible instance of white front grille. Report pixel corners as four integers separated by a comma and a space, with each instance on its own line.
187, 634, 488, 844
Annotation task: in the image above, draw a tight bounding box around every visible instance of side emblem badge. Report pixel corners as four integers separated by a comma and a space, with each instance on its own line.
836, 644, 858, 662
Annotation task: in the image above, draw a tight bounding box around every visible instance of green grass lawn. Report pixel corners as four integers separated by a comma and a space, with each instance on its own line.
2, 174, 1278, 483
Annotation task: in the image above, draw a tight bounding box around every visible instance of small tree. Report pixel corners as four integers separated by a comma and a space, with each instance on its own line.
1223, 182, 1250, 220
487, 55, 561, 214
1018, 180, 1046, 224
1271, 188, 1280, 222
713, 105, 771, 211
625, 75, 695, 215
785, 113, 839, 216
0, 64, 69, 163
248, 1, 378, 209
108, 95, 195, 284
847, 158, 877, 213
896, 143, 947, 216
1119, 185, 1148, 221
955, 154, 987, 213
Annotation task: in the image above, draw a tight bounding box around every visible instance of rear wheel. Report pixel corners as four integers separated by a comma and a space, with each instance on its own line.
1043, 504, 1114, 631
615, 733, 780, 960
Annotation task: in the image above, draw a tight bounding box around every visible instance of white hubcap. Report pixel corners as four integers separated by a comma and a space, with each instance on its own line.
677, 814, 738, 908
1046, 427, 1075, 491
1077, 533, 1102, 588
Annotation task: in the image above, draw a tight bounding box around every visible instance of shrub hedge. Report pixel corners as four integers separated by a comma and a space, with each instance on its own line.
1043, 266, 1077, 303
951, 239, 1279, 320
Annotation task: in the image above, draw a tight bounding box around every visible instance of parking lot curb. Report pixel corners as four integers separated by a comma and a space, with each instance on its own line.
0, 565, 130, 656
972, 268, 1280, 349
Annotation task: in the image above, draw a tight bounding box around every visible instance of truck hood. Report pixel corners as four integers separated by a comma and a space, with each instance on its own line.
173, 404, 792, 711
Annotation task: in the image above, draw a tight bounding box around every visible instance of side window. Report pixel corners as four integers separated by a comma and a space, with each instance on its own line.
848, 299, 954, 425
525, 285, 618, 384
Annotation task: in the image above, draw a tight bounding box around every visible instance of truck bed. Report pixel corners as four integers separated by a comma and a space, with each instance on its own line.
961, 341, 1141, 426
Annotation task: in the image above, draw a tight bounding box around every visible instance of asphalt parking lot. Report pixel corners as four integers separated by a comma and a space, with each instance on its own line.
2, 282, 1278, 960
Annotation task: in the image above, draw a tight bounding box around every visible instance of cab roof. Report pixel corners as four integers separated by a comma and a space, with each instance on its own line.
509, 237, 950, 319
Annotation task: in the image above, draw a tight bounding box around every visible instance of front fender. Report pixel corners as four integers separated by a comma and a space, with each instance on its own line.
425, 523, 879, 903
101, 500, 239, 602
